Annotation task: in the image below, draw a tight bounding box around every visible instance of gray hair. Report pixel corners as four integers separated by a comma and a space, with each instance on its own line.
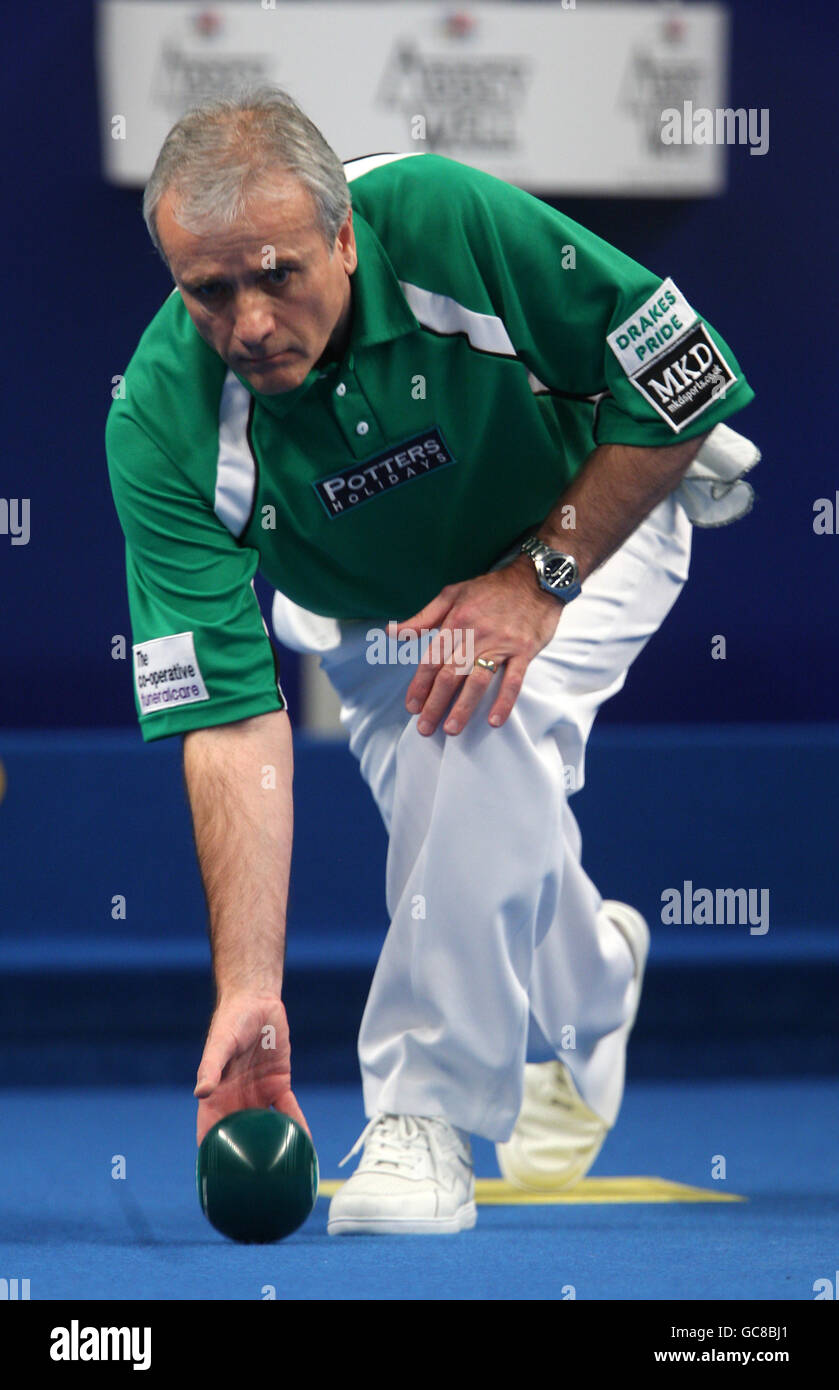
143, 86, 351, 262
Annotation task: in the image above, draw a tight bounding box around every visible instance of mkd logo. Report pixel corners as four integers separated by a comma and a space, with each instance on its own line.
632, 323, 736, 431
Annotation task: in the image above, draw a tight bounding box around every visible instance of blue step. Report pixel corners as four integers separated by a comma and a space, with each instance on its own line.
1, 727, 836, 1084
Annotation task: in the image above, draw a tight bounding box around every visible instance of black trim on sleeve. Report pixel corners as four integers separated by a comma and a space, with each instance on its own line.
343, 152, 401, 166
240, 395, 259, 539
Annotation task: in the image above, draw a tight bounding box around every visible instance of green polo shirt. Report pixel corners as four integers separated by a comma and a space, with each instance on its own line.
106, 151, 754, 741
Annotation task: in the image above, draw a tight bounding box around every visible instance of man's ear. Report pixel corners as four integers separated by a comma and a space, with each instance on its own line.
336, 207, 357, 273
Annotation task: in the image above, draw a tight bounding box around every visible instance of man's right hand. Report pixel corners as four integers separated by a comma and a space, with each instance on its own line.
194, 990, 309, 1146
183, 712, 299, 1147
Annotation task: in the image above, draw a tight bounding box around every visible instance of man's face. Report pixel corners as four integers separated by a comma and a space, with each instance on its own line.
156, 172, 357, 394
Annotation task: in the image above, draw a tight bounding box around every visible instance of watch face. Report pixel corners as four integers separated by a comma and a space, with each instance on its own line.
542, 556, 576, 590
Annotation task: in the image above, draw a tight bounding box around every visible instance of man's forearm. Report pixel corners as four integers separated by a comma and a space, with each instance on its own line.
521, 434, 709, 585
183, 709, 293, 999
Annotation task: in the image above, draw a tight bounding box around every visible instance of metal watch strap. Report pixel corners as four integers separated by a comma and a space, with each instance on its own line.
520, 534, 581, 603
521, 536, 551, 564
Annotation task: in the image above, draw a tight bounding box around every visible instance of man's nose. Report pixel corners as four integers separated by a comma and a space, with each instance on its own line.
233, 292, 275, 347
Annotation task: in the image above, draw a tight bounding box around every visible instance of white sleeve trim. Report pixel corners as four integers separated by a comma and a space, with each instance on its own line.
214, 370, 256, 538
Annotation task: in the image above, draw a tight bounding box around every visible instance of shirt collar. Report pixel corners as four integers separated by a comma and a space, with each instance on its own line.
232, 212, 419, 419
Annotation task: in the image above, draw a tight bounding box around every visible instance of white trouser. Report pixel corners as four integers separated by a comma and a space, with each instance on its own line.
272, 495, 692, 1141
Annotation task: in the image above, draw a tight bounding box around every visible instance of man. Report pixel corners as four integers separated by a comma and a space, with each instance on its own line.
106, 88, 757, 1236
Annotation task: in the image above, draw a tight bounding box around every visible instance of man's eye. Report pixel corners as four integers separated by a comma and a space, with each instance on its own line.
195, 283, 224, 300
266, 267, 291, 285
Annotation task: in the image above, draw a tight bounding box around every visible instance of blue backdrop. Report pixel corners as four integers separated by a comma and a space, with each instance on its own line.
2, 0, 834, 729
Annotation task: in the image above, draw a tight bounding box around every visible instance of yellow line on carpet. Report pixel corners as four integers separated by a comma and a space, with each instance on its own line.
316, 1176, 744, 1205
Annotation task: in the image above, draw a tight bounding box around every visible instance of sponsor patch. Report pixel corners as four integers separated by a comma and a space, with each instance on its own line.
133, 631, 209, 716
629, 322, 737, 431
313, 427, 455, 519
607, 278, 698, 375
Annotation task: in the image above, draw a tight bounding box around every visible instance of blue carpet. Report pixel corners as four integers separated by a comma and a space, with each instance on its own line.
0, 1078, 835, 1301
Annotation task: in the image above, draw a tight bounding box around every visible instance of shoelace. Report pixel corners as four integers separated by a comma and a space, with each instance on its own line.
542, 1064, 604, 1128
338, 1114, 462, 1172
548, 1072, 578, 1113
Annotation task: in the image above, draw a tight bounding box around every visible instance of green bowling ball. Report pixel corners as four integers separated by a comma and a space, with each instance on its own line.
197, 1109, 319, 1243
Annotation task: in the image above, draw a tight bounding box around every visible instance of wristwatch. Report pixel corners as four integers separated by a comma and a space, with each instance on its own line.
520, 536, 582, 603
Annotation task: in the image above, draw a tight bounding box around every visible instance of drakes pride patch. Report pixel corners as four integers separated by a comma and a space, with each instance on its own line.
631, 323, 737, 431
608, 277, 737, 432
313, 428, 455, 518
607, 278, 697, 375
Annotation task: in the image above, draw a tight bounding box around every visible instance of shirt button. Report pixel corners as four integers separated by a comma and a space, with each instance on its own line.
356, 421, 369, 436
335, 382, 347, 397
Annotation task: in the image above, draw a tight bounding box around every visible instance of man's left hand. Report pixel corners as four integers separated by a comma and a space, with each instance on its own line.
395, 557, 561, 736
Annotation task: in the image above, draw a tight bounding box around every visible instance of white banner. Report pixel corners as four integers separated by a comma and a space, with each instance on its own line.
97, 1, 730, 194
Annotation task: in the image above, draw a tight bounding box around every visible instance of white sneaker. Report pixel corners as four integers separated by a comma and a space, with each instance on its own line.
327, 1113, 477, 1235
496, 900, 650, 1192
